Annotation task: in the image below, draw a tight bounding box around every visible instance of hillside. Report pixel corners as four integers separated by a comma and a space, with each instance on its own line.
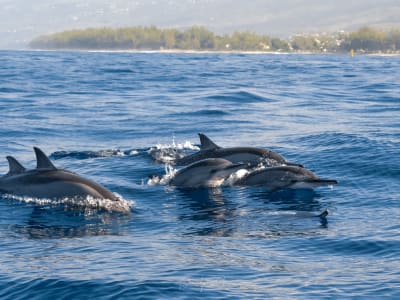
29, 26, 400, 54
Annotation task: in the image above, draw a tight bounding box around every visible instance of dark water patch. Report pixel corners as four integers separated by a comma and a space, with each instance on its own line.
343, 74, 357, 78
0, 87, 27, 93
100, 68, 134, 74
180, 109, 230, 117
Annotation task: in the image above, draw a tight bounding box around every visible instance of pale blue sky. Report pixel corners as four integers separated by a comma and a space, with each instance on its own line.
0, 0, 399, 49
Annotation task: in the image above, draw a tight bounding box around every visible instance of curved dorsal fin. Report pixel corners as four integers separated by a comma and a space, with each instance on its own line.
6, 156, 26, 175
34, 147, 57, 170
198, 133, 221, 151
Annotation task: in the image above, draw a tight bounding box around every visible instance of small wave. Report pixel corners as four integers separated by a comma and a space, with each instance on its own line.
202, 90, 274, 103
0, 87, 26, 93
181, 109, 230, 116
0, 278, 210, 300
2, 193, 133, 214
309, 237, 400, 258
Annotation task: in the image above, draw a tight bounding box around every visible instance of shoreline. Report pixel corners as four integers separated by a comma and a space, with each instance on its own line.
7, 48, 400, 56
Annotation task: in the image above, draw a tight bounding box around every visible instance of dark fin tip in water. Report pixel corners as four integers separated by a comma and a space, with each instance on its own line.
318, 209, 329, 218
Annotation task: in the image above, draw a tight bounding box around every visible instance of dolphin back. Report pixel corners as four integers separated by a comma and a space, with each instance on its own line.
1, 147, 118, 202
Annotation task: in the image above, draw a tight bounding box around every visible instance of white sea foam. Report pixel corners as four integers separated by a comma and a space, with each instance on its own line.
94, 149, 126, 157
2, 193, 133, 213
127, 150, 139, 155
148, 138, 199, 163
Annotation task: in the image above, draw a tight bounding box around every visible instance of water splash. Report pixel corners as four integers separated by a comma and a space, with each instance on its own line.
148, 139, 199, 164
147, 164, 177, 186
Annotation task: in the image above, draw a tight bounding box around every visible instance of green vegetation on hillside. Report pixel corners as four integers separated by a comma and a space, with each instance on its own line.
29, 26, 400, 53
341, 27, 400, 52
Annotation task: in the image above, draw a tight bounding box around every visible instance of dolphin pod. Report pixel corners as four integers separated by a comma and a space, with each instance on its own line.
0, 134, 337, 207
169, 133, 337, 189
175, 133, 303, 167
0, 147, 119, 202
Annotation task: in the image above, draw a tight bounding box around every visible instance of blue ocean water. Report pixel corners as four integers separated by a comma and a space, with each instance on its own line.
0, 50, 399, 299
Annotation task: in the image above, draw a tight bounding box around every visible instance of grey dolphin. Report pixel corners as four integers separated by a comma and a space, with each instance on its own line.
235, 165, 337, 190
169, 158, 245, 188
175, 133, 302, 167
0, 147, 119, 201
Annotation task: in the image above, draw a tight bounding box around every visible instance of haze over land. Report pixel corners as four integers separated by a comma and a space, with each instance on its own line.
1, 0, 400, 49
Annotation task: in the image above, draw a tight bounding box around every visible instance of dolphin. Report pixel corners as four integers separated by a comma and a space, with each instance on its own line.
168, 158, 245, 188
235, 165, 337, 190
0, 147, 119, 201
175, 133, 302, 167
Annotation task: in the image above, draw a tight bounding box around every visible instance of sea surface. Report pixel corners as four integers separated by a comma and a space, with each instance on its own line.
0, 50, 399, 299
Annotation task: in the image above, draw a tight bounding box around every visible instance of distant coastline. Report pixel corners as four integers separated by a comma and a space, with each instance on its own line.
29, 26, 400, 55
28, 48, 400, 57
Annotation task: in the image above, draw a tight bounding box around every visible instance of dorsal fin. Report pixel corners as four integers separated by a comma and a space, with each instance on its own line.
34, 147, 57, 170
6, 156, 26, 175
198, 133, 221, 151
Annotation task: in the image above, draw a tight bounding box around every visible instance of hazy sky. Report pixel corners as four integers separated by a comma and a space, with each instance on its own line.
1, 0, 399, 49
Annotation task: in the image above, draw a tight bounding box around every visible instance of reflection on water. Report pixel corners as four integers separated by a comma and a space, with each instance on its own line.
172, 186, 328, 237
177, 188, 229, 217
12, 205, 130, 239
245, 187, 325, 211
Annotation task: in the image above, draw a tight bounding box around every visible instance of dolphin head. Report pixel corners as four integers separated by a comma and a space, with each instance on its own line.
170, 158, 246, 188
288, 178, 338, 189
